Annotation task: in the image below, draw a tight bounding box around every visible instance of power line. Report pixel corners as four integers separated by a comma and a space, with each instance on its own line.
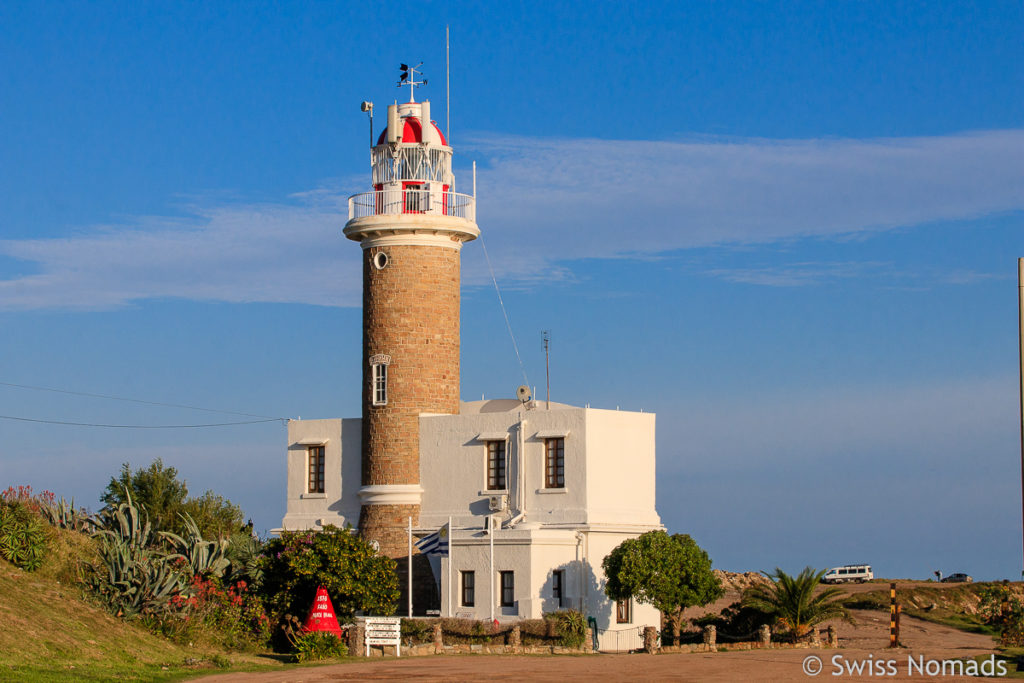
0, 380, 284, 420
0, 414, 284, 429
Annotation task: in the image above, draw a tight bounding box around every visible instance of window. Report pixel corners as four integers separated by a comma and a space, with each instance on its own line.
552, 570, 564, 608
544, 438, 564, 489
372, 362, 387, 406
461, 571, 475, 607
616, 598, 632, 624
500, 571, 514, 607
486, 441, 506, 490
404, 183, 425, 213
307, 445, 325, 494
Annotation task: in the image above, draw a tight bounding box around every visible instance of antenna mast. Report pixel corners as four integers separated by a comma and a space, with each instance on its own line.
446, 25, 451, 143
543, 330, 550, 410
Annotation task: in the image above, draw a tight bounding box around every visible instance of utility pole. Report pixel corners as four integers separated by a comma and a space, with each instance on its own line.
1018, 258, 1023, 577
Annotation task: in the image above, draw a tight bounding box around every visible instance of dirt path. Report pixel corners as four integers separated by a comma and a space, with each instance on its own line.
197, 610, 1004, 682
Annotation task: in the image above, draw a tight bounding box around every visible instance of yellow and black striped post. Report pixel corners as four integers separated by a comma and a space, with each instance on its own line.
889, 583, 897, 648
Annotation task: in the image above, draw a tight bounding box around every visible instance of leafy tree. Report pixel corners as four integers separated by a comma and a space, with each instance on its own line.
260, 525, 398, 646
101, 459, 188, 533
180, 491, 244, 540
603, 531, 724, 645
101, 458, 243, 539
741, 566, 854, 640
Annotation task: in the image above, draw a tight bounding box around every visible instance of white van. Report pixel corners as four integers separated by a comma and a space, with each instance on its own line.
822, 565, 873, 584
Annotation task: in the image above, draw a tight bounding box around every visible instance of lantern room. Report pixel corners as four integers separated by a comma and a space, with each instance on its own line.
344, 74, 477, 237
368, 100, 453, 216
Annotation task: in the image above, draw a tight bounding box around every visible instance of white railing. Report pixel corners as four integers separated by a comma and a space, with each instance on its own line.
348, 190, 475, 221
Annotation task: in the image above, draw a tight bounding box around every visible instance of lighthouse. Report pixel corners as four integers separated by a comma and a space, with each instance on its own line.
343, 67, 479, 559
282, 66, 661, 632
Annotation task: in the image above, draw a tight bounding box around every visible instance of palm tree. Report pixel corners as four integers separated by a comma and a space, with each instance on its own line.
741, 566, 854, 639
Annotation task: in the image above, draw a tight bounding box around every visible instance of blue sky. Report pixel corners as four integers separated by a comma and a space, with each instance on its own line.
1, 1, 1022, 580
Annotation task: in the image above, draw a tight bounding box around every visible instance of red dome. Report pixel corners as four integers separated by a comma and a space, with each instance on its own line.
376, 115, 447, 146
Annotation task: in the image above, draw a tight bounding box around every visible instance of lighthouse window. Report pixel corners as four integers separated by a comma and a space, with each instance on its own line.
486, 441, 506, 490
373, 251, 389, 270
372, 363, 388, 406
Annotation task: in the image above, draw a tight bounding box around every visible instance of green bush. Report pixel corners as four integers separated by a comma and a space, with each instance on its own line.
979, 584, 1024, 646
260, 525, 398, 644
550, 609, 587, 648
0, 500, 50, 571
292, 631, 347, 662
401, 618, 435, 643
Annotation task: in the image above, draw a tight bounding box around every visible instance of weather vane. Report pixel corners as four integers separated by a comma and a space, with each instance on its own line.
397, 62, 427, 102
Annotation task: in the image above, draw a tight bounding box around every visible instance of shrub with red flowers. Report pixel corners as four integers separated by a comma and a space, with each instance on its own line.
1, 485, 56, 514
154, 575, 271, 649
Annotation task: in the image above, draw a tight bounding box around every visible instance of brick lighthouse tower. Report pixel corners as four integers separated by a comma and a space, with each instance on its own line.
343, 67, 478, 564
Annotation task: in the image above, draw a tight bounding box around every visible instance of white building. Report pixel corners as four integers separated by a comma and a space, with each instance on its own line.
280, 68, 663, 638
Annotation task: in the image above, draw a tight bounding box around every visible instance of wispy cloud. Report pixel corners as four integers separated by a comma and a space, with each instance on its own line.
469, 129, 1024, 258
704, 260, 893, 287
0, 129, 1020, 310
701, 261, 1009, 288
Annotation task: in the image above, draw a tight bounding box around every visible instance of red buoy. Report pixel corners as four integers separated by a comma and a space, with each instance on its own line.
303, 586, 342, 638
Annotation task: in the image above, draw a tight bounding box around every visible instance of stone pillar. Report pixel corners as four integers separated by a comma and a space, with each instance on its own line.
810, 627, 821, 647
432, 623, 443, 654
349, 624, 365, 657
644, 626, 658, 654
510, 625, 522, 653
758, 624, 771, 648
703, 625, 717, 651
827, 625, 837, 648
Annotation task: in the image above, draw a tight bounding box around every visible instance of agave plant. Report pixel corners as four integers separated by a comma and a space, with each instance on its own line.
41, 496, 93, 533
161, 511, 229, 579
224, 532, 264, 586
84, 492, 188, 618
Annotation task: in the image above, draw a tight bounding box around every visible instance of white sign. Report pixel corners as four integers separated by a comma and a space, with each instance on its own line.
365, 617, 402, 657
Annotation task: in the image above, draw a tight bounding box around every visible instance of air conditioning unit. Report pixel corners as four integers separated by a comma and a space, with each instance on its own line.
483, 514, 502, 533
488, 495, 508, 512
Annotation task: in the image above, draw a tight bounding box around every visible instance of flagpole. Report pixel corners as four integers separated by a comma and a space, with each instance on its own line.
447, 515, 453, 617
489, 514, 495, 622
407, 516, 413, 618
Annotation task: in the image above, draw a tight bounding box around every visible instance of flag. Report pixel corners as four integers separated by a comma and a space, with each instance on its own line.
415, 523, 449, 556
